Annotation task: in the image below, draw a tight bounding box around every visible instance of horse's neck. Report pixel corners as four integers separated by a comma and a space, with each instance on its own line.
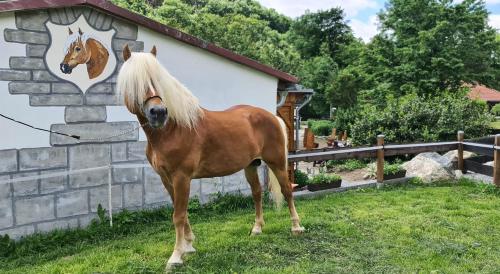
137, 115, 190, 146
86, 38, 109, 79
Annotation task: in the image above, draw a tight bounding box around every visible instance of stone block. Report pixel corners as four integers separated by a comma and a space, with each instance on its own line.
4, 29, 50, 44
190, 179, 201, 198
112, 39, 143, 52
0, 199, 13, 229
32, 70, 57, 81
40, 169, 66, 194
19, 147, 67, 171
111, 143, 127, 162
26, 45, 47, 57
69, 144, 110, 188
56, 190, 88, 217
30, 94, 83, 106
79, 213, 98, 228
52, 83, 81, 94
0, 175, 11, 199
223, 171, 249, 193
144, 167, 170, 205
112, 20, 138, 40
15, 195, 55, 225
9, 82, 50, 94
87, 82, 113, 94
123, 183, 143, 208
127, 141, 147, 161
0, 225, 35, 240
0, 149, 17, 173
113, 167, 141, 183
89, 185, 122, 212
0, 69, 31, 81
12, 171, 38, 196
200, 177, 224, 203
10, 57, 45, 70
37, 218, 79, 233
16, 10, 49, 31
65, 106, 107, 123
51, 122, 139, 146
85, 93, 121, 105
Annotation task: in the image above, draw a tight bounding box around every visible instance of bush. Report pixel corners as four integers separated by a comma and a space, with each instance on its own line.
307, 119, 335, 136
310, 173, 341, 185
491, 103, 500, 116
294, 169, 309, 186
325, 159, 367, 172
384, 163, 405, 175
350, 93, 493, 145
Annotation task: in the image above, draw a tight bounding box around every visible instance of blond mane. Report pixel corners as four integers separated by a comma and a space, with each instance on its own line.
116, 53, 203, 129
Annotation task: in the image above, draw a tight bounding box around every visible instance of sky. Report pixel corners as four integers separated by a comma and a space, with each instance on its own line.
256, 0, 500, 42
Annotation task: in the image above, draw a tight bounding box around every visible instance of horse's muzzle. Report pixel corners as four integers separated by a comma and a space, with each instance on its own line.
146, 106, 168, 129
60, 63, 73, 74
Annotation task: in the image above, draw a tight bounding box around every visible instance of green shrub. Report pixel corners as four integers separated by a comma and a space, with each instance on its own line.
350, 93, 493, 145
491, 104, 500, 116
294, 169, 309, 186
308, 119, 335, 136
384, 163, 405, 175
326, 159, 367, 171
310, 173, 341, 185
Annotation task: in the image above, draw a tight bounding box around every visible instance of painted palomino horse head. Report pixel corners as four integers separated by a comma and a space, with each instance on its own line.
60, 27, 110, 79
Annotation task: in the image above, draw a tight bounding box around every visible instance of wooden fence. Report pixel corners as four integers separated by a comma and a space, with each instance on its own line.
288, 131, 500, 187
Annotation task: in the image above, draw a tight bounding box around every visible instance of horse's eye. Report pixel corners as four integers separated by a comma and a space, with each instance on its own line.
75, 47, 81, 51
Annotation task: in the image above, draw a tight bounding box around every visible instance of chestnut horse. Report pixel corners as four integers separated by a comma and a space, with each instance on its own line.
60, 27, 109, 79
117, 45, 304, 269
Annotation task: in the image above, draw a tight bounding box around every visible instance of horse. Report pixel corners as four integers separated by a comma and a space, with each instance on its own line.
60, 27, 110, 79
117, 44, 304, 270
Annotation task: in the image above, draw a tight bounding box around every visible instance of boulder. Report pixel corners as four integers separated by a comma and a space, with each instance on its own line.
442, 150, 475, 162
402, 152, 455, 183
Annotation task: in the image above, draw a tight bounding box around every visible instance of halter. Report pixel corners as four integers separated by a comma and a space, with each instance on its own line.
143, 82, 163, 105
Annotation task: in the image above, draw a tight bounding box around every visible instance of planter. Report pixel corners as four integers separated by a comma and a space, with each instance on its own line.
384, 170, 406, 180
293, 185, 308, 192
307, 179, 342, 192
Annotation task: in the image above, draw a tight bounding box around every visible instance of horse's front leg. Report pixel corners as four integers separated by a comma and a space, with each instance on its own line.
161, 176, 196, 253
166, 173, 191, 269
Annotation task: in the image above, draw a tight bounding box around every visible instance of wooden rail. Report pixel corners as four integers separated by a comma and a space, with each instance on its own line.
289, 131, 500, 187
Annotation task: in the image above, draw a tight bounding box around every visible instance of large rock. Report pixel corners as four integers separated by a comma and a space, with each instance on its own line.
442, 150, 475, 162
402, 152, 455, 183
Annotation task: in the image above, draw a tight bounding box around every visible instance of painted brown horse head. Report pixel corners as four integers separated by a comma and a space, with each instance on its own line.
60, 27, 109, 79
60, 28, 89, 74
122, 44, 167, 129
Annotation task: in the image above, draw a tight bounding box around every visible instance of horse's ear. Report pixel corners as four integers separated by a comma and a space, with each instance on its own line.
123, 44, 131, 61
68, 27, 73, 35
151, 45, 157, 57
78, 28, 83, 35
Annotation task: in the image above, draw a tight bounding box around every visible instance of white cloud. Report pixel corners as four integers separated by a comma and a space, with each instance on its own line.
256, 0, 379, 18
490, 14, 500, 30
350, 16, 379, 42
486, 0, 500, 4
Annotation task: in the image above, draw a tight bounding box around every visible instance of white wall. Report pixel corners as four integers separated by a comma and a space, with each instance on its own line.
107, 27, 278, 127
0, 13, 64, 150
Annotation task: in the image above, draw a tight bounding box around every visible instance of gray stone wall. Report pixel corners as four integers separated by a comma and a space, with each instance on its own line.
0, 7, 267, 240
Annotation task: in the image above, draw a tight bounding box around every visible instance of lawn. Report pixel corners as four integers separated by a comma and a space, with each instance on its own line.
1, 179, 499, 274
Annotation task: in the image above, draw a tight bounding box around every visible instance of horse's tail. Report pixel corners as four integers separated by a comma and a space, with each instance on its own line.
268, 116, 287, 209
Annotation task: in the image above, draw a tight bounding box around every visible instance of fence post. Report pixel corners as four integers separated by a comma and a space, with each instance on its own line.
376, 135, 385, 187
457, 131, 464, 172
494, 135, 500, 187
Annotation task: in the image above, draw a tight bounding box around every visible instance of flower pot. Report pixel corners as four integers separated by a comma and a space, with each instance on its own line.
307, 179, 342, 192
384, 170, 406, 180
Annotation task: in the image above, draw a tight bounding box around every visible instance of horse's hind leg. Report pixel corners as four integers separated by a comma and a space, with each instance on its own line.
244, 166, 265, 235
268, 164, 305, 235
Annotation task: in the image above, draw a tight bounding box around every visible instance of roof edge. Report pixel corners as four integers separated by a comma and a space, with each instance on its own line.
0, 0, 299, 84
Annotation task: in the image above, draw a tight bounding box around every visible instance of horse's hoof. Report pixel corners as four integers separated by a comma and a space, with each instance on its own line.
165, 262, 183, 273
184, 243, 196, 253
251, 229, 262, 236
291, 226, 305, 235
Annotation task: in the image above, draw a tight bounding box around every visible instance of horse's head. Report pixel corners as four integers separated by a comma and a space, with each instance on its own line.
122, 44, 167, 129
60, 28, 90, 74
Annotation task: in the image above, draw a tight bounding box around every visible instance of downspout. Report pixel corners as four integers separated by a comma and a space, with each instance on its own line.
277, 90, 289, 108
295, 94, 313, 151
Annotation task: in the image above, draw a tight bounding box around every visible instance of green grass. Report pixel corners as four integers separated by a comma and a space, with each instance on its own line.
490, 121, 500, 129
1, 179, 499, 273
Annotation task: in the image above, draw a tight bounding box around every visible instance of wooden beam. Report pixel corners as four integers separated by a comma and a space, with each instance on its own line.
457, 131, 464, 172
494, 135, 500, 187
376, 135, 385, 184
463, 142, 494, 157
464, 159, 493, 177
384, 142, 458, 156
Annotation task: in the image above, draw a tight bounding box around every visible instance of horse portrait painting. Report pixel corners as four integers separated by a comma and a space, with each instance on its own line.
60, 27, 110, 79
117, 44, 305, 270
